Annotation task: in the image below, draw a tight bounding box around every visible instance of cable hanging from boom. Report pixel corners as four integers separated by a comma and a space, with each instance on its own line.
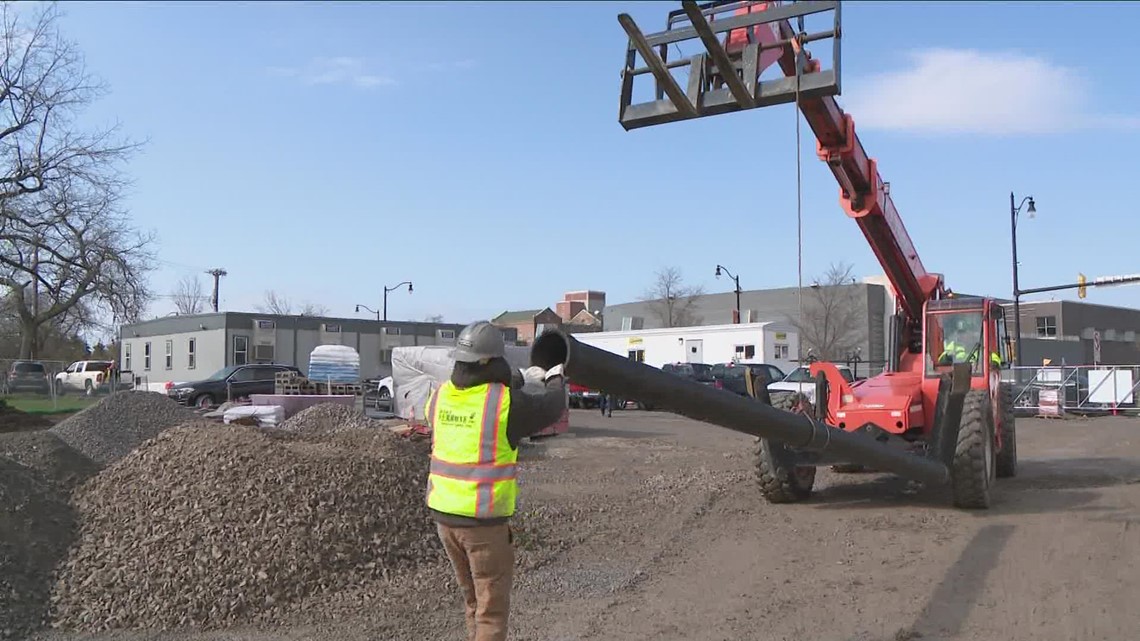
794, 17, 805, 366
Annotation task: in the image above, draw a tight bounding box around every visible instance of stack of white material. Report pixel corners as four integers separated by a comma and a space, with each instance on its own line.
307, 345, 361, 384
222, 404, 285, 427
391, 345, 532, 422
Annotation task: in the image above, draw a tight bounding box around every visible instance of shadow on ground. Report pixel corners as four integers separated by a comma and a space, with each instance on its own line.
568, 425, 671, 440
892, 523, 1016, 641
804, 456, 1140, 516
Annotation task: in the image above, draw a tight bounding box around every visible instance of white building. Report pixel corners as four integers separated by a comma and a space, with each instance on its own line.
117, 312, 506, 386
573, 322, 799, 371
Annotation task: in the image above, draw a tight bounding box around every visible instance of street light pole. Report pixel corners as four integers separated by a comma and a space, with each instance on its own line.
715, 264, 742, 323
1010, 192, 1036, 365
355, 304, 380, 321
382, 281, 413, 322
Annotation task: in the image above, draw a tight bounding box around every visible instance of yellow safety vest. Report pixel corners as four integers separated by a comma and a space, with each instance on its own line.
424, 381, 518, 519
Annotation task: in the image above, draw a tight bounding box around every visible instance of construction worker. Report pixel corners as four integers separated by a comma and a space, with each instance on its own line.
424, 320, 567, 641
937, 315, 1003, 369
938, 316, 978, 365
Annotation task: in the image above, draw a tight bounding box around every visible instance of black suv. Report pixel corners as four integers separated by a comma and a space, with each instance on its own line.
4, 360, 51, 395
710, 362, 787, 397
167, 363, 301, 410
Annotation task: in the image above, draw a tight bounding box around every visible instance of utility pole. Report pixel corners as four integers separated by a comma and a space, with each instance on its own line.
205, 268, 227, 313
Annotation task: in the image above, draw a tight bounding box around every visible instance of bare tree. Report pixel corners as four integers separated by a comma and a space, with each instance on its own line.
0, 175, 154, 357
298, 301, 328, 316
789, 261, 866, 361
0, 3, 151, 358
256, 290, 292, 315
424, 313, 444, 323
171, 274, 206, 315
641, 266, 705, 328
0, 3, 139, 202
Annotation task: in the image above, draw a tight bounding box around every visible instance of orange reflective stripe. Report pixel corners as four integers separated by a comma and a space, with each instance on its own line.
478, 384, 506, 464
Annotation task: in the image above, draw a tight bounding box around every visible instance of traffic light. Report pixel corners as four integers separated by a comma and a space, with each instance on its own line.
1078, 273, 1087, 299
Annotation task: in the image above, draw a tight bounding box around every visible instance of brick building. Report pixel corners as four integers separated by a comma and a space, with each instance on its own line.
493, 291, 607, 345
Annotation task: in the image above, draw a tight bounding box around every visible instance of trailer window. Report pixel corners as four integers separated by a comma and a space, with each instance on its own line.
734, 344, 756, 360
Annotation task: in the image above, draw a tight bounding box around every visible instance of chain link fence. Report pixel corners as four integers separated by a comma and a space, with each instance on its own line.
1003, 364, 1139, 417
0, 357, 139, 401
803, 359, 1139, 418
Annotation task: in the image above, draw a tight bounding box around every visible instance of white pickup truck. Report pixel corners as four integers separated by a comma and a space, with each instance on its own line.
54, 359, 120, 395
767, 364, 855, 405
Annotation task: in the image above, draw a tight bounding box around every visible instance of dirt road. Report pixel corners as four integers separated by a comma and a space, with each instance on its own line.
503, 409, 1140, 641
34, 409, 1140, 641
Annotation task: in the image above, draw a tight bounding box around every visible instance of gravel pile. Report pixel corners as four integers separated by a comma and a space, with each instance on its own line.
49, 422, 439, 632
0, 402, 52, 433
0, 457, 76, 641
49, 391, 199, 465
278, 402, 401, 434
0, 431, 99, 492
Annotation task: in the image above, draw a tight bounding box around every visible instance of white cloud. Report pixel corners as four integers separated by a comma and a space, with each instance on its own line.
268, 56, 395, 89
842, 48, 1140, 135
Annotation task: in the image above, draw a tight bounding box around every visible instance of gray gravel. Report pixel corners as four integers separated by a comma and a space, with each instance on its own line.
49, 423, 442, 633
278, 403, 402, 435
0, 456, 75, 641
0, 431, 99, 493
49, 391, 199, 465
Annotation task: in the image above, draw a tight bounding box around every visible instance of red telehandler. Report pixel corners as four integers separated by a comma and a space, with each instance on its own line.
615, 0, 1017, 509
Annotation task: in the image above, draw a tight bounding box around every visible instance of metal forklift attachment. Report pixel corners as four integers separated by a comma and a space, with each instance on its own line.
618, 0, 841, 130
930, 362, 973, 468
531, 329, 951, 487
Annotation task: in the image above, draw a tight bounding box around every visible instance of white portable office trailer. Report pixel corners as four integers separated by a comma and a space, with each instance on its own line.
574, 322, 798, 372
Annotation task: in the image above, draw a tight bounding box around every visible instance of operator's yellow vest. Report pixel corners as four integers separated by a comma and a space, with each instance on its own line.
424, 381, 518, 519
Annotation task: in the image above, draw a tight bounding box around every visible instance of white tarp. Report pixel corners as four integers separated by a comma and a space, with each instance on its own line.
223, 404, 285, 427
391, 345, 535, 422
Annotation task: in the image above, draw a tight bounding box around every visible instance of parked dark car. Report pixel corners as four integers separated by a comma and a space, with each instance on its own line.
4, 360, 51, 395
167, 363, 301, 410
661, 362, 716, 385
710, 362, 788, 397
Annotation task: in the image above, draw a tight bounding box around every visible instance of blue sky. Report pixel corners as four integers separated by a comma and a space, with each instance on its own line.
53, 1, 1140, 323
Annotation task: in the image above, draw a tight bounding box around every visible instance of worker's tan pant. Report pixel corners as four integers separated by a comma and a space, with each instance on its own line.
437, 522, 514, 641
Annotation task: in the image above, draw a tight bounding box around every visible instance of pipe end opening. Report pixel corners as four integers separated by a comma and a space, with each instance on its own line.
531, 330, 569, 370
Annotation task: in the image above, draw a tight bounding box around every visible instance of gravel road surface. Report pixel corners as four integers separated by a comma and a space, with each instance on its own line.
28, 408, 1140, 641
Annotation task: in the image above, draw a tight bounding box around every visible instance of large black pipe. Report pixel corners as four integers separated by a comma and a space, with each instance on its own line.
531, 329, 950, 487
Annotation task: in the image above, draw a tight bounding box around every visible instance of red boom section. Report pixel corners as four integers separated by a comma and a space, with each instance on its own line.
762, 16, 945, 325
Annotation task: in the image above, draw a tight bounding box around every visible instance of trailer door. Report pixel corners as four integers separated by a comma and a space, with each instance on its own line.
684, 339, 704, 363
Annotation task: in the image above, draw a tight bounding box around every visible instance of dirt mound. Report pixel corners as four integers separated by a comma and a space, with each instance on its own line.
278, 402, 399, 434
0, 402, 53, 433
0, 431, 100, 492
0, 457, 76, 641
49, 422, 438, 632
50, 391, 198, 465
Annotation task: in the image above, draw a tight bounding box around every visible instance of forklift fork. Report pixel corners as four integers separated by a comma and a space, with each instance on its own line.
618, 0, 841, 130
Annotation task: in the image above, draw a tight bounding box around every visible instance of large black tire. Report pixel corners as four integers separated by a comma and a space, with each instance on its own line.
754, 392, 817, 503
951, 390, 996, 509
996, 383, 1018, 478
